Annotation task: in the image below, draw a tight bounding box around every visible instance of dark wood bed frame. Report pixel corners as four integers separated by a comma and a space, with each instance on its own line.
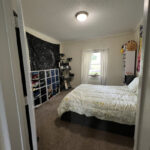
61, 111, 135, 137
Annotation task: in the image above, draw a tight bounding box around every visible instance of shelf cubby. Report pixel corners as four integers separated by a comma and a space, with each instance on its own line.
31, 68, 60, 107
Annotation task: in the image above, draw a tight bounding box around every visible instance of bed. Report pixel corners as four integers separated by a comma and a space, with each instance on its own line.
57, 78, 139, 135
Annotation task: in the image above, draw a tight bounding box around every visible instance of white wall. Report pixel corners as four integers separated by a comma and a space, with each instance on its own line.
61, 32, 136, 87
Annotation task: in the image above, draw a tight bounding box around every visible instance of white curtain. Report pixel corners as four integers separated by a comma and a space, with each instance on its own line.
100, 49, 108, 85
81, 50, 92, 84
81, 49, 108, 85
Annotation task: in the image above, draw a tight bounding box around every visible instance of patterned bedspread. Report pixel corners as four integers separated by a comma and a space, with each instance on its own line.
58, 84, 137, 125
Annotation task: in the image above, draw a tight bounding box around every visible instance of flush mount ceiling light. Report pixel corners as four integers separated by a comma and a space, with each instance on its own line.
75, 11, 88, 22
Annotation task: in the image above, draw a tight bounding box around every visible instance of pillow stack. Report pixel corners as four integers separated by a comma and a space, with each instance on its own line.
128, 77, 139, 94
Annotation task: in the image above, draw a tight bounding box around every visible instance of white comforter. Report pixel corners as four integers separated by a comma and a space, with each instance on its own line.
58, 84, 137, 125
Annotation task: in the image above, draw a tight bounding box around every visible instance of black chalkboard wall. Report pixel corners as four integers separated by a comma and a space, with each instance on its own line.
26, 32, 60, 71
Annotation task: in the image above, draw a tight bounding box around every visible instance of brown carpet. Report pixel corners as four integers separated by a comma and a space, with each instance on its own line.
35, 90, 134, 150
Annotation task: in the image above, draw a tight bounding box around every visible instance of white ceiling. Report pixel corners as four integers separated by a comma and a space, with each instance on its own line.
22, 0, 143, 42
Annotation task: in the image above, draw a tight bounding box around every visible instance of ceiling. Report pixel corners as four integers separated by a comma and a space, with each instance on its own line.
22, 0, 143, 42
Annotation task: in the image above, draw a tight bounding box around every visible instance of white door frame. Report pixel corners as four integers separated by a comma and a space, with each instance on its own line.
134, 0, 150, 149
16, 0, 38, 149
0, 0, 31, 149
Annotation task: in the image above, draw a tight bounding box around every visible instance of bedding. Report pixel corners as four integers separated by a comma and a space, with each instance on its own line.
128, 77, 139, 93
58, 84, 137, 125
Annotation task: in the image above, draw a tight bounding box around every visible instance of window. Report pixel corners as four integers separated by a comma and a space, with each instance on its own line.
89, 52, 101, 76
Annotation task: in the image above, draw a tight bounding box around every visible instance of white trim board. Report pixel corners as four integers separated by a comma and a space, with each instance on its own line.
134, 0, 150, 149
25, 26, 61, 44
16, 0, 38, 149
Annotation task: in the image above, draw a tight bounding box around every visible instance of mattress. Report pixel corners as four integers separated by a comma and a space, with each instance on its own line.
57, 84, 137, 125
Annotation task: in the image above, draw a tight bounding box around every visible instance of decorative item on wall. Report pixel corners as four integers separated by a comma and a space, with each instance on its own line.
26, 33, 60, 71
126, 40, 137, 51
137, 25, 143, 72
121, 40, 137, 84
120, 40, 137, 54
59, 54, 74, 90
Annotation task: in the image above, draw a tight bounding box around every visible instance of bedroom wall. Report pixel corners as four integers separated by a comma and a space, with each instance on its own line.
61, 32, 137, 87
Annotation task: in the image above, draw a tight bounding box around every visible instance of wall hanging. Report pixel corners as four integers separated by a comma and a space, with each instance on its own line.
26, 33, 60, 71
121, 40, 137, 84
137, 25, 143, 72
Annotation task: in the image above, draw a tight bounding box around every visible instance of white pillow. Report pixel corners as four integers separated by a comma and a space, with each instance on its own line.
128, 77, 139, 93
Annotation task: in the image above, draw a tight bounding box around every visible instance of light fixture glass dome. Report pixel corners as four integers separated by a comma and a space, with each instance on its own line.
75, 11, 88, 22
